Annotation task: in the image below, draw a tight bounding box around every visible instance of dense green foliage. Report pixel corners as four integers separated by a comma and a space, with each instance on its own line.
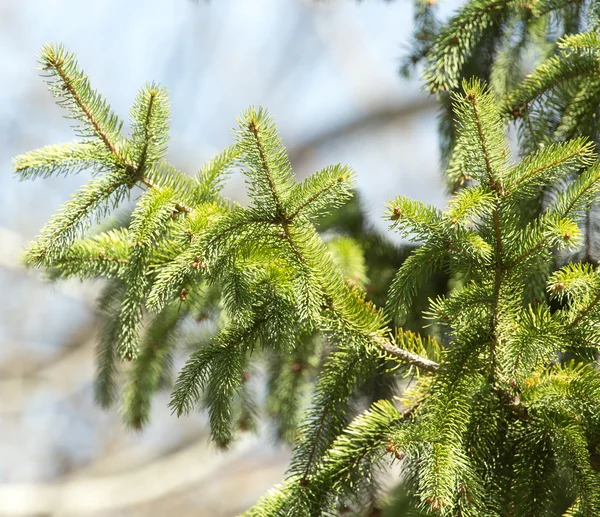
404, 0, 600, 177
13, 0, 600, 512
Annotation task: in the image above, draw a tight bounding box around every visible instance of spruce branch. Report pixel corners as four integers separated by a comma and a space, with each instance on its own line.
94, 281, 125, 409
236, 107, 295, 219
25, 171, 130, 265
48, 227, 131, 280
248, 119, 285, 218
36, 45, 193, 216
424, 0, 512, 92
13, 141, 114, 181
287, 164, 355, 221
508, 50, 600, 115
39, 43, 124, 157
195, 143, 240, 200
249, 400, 414, 515
121, 305, 178, 430
128, 83, 170, 177
505, 138, 595, 198
20, 38, 600, 516
568, 289, 600, 329
115, 187, 178, 360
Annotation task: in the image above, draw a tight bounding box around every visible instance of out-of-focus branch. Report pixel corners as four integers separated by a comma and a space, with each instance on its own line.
290, 99, 437, 165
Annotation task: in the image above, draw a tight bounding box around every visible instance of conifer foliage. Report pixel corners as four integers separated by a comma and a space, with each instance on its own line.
404, 0, 600, 178
13, 31, 600, 517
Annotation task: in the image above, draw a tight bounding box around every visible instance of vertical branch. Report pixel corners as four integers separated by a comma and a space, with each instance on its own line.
248, 120, 286, 218
468, 90, 503, 382
136, 88, 157, 175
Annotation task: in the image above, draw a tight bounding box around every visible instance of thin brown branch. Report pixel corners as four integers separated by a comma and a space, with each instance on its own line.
376, 335, 440, 372
57, 255, 129, 265
279, 225, 440, 374
50, 57, 122, 160
289, 176, 342, 220
469, 93, 503, 381
469, 94, 495, 186
569, 290, 600, 328
511, 149, 586, 190
137, 175, 192, 214
512, 67, 599, 112
136, 90, 156, 175
248, 120, 285, 218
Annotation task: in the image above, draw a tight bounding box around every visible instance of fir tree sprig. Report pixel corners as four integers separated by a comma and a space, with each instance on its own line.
17, 40, 600, 515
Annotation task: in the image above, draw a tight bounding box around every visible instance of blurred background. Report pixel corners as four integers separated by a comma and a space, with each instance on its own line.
0, 0, 455, 515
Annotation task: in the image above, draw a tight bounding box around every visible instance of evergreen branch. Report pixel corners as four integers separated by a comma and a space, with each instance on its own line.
137, 171, 192, 214
143, 162, 195, 213
490, 208, 503, 380
205, 213, 272, 250
501, 304, 563, 378
424, 0, 511, 92
236, 107, 295, 218
555, 163, 600, 217
266, 334, 316, 444
40, 43, 124, 157
146, 210, 271, 312
417, 367, 485, 512
467, 84, 497, 187
25, 171, 129, 265
451, 79, 508, 186
548, 262, 600, 303
248, 119, 285, 217
531, 0, 587, 16
288, 335, 380, 486
279, 223, 324, 322
489, 15, 530, 98
508, 51, 600, 113
562, 499, 582, 517
196, 144, 240, 200
568, 290, 600, 329
326, 236, 368, 288
116, 188, 178, 360
13, 141, 114, 181
506, 138, 595, 195
21, 41, 600, 515
287, 164, 356, 221
555, 77, 600, 141
509, 164, 600, 270
169, 342, 223, 418
284, 400, 409, 514
386, 196, 445, 241
549, 417, 600, 513
386, 244, 444, 318
204, 338, 246, 448
56, 254, 129, 265
94, 281, 125, 409
169, 320, 261, 445
446, 185, 495, 224
39, 45, 192, 217
510, 426, 557, 515
557, 31, 600, 51
136, 89, 155, 174
310, 400, 404, 507
122, 306, 178, 430
128, 83, 170, 176
49, 228, 131, 280
276, 218, 437, 374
